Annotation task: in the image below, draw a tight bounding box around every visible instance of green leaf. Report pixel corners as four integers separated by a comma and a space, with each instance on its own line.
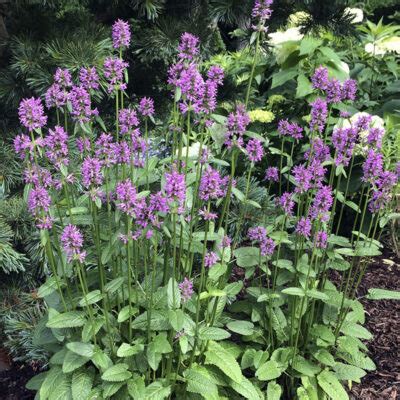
256, 360, 283, 381
307, 289, 329, 301
26, 371, 47, 391
296, 74, 313, 98
67, 342, 94, 358
82, 317, 104, 343
267, 381, 282, 400
102, 382, 124, 398
271, 68, 298, 88
168, 309, 185, 331
101, 244, 112, 264
340, 322, 372, 340
117, 305, 138, 323
227, 320, 254, 336
105, 277, 125, 293
205, 340, 243, 383
63, 351, 89, 374
366, 288, 400, 300
299, 37, 322, 55
230, 376, 262, 400
101, 363, 132, 382
184, 366, 219, 398
40, 367, 63, 399
333, 363, 366, 383
199, 326, 231, 341
232, 187, 245, 201
282, 287, 305, 297
47, 311, 86, 329
208, 263, 227, 281
313, 349, 336, 367
72, 370, 93, 400
293, 356, 321, 377
127, 376, 145, 399
233, 247, 260, 267
78, 290, 103, 307
144, 381, 171, 400
153, 333, 172, 354
317, 370, 349, 400
167, 278, 181, 309
117, 343, 142, 358
38, 277, 64, 298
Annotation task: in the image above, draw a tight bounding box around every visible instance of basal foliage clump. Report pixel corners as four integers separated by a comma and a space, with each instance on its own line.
16, 2, 399, 399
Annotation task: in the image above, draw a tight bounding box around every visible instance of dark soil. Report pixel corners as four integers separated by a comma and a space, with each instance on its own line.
348, 251, 400, 400
0, 356, 36, 400
0, 254, 398, 400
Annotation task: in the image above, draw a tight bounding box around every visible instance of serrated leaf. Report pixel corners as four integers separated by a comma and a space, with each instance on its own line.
340, 322, 372, 340
72, 370, 93, 400
101, 363, 132, 382
256, 360, 283, 381
282, 287, 305, 297
333, 363, 366, 383
105, 277, 125, 293
317, 370, 349, 400
63, 351, 90, 374
167, 278, 181, 309
67, 342, 94, 358
313, 349, 336, 367
293, 356, 321, 377
227, 320, 254, 336
117, 343, 142, 358
233, 246, 261, 268
199, 326, 231, 341
47, 311, 86, 329
230, 376, 262, 400
205, 341, 243, 383
117, 305, 138, 323
78, 290, 103, 307
366, 288, 400, 300
38, 277, 64, 298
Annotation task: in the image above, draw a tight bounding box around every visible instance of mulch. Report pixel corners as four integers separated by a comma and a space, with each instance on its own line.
348, 250, 400, 400
0, 253, 399, 400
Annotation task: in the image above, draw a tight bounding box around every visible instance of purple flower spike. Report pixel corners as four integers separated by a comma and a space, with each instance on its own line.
112, 19, 131, 49
79, 67, 100, 90
315, 231, 328, 248
341, 79, 357, 101
61, 224, 86, 263
45, 126, 69, 169
246, 138, 264, 163
252, 0, 273, 29
265, 166, 279, 182
45, 84, 69, 109
309, 98, 328, 133
204, 251, 219, 268
295, 217, 312, 238
248, 226, 276, 256
19, 97, 47, 131
311, 66, 329, 91
278, 192, 295, 216
224, 104, 250, 148
164, 169, 186, 212
69, 85, 98, 123
177, 33, 200, 62
81, 156, 103, 188
54, 68, 73, 89
199, 167, 229, 201
179, 277, 194, 302
104, 57, 129, 93
139, 97, 155, 117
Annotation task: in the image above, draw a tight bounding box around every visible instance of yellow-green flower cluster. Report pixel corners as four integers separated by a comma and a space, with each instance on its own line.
248, 109, 275, 123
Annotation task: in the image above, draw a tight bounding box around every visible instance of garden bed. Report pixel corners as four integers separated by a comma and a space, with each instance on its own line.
1, 252, 398, 400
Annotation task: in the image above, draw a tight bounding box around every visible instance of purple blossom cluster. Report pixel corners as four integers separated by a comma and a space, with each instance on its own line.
45, 84, 69, 109
69, 85, 98, 123
369, 170, 398, 213
252, 0, 273, 30
199, 167, 229, 201
204, 251, 219, 268
115, 179, 144, 217
295, 217, 312, 238
104, 57, 129, 93
309, 185, 333, 222
265, 166, 279, 182
277, 120, 303, 140
246, 138, 264, 163
309, 98, 328, 133
27, 186, 53, 229
45, 126, 69, 168
18, 97, 47, 131
332, 127, 357, 166
278, 192, 295, 216
179, 277, 194, 301
79, 67, 100, 91
315, 230, 328, 248
61, 224, 86, 263
164, 169, 186, 212
311, 66, 357, 103
139, 97, 155, 117
248, 226, 276, 256
112, 19, 131, 49
224, 104, 251, 148
81, 156, 104, 188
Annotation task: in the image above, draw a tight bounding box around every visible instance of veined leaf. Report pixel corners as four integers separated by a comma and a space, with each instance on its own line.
317, 370, 349, 400
101, 363, 132, 382
267, 381, 282, 400
227, 320, 254, 336
72, 370, 93, 400
47, 311, 86, 329
256, 360, 283, 381
199, 326, 231, 341
66, 342, 94, 357
366, 288, 400, 300
38, 277, 64, 298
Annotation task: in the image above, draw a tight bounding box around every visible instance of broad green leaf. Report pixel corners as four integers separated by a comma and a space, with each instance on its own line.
299, 37, 322, 55
184, 366, 219, 398
199, 326, 231, 341
256, 360, 283, 381
101, 363, 132, 382
293, 356, 321, 377
313, 349, 336, 367
117, 305, 138, 323
105, 277, 125, 293
205, 340, 243, 383
167, 278, 181, 309
78, 290, 103, 307
340, 322, 372, 340
282, 287, 305, 297
153, 333, 172, 354
127, 376, 145, 399
267, 381, 282, 400
82, 317, 104, 343
40, 367, 63, 399
366, 288, 400, 300
47, 311, 86, 329
144, 381, 171, 400
117, 343, 142, 358
26, 371, 47, 391
66, 342, 94, 358
233, 246, 260, 268
102, 382, 124, 398
38, 277, 64, 298
208, 263, 227, 281
63, 351, 89, 374
307, 289, 329, 301
168, 309, 185, 331
230, 376, 262, 400
296, 74, 313, 98
333, 363, 366, 383
271, 68, 298, 88
226, 320, 254, 336
72, 370, 93, 400
317, 370, 349, 400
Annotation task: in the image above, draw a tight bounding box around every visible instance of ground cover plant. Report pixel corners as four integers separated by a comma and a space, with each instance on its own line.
8, 1, 400, 399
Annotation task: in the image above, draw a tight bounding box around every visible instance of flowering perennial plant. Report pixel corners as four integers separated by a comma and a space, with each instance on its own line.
19, 11, 398, 400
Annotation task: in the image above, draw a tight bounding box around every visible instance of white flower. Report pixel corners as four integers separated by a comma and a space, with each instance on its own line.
268, 27, 304, 47
287, 11, 310, 27
178, 142, 208, 159
381, 36, 400, 54
344, 7, 363, 24
365, 42, 387, 56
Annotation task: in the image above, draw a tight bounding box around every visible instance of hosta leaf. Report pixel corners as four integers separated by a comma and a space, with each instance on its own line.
63, 351, 89, 374
366, 288, 400, 300
66, 342, 94, 358
78, 290, 103, 307
47, 311, 86, 329
267, 381, 282, 400
230, 376, 262, 400
205, 340, 243, 383
333, 362, 366, 383
199, 326, 231, 341
226, 320, 254, 336
101, 363, 132, 382
256, 360, 283, 381
317, 370, 349, 400
72, 370, 93, 400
